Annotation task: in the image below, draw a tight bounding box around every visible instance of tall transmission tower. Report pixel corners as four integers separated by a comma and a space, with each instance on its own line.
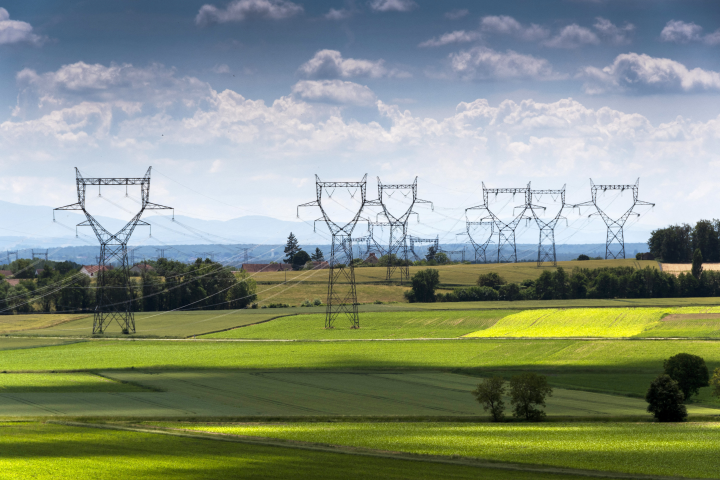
196, 251, 216, 262
298, 174, 368, 329
408, 236, 438, 261
573, 179, 654, 260
32, 249, 49, 262
368, 177, 433, 283
458, 221, 495, 263
155, 248, 168, 260
467, 183, 531, 263
529, 186, 566, 267
242, 248, 250, 264
54, 167, 173, 334
6, 250, 18, 265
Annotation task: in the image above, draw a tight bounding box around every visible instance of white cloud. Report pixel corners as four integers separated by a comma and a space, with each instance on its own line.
660, 20, 720, 46
445, 9, 468, 20
480, 15, 549, 41
324, 8, 352, 20
580, 53, 720, 94
543, 24, 599, 48
212, 64, 231, 74
291, 80, 377, 105
593, 17, 634, 45
419, 30, 481, 48
195, 0, 303, 25
369, 0, 416, 13
298, 49, 409, 79
0, 8, 44, 46
448, 46, 562, 80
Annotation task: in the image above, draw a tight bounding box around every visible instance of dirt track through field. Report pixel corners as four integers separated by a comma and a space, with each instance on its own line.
48, 421, 710, 480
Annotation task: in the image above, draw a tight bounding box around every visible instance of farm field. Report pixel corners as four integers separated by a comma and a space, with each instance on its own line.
0, 314, 90, 334
661, 263, 720, 275
255, 282, 446, 305
157, 421, 720, 479
0, 373, 145, 393
0, 422, 569, 480
249, 259, 657, 286
637, 313, 720, 338
205, 310, 517, 339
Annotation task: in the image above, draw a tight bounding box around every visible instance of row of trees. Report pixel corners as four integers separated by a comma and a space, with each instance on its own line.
0, 258, 257, 314
648, 219, 720, 263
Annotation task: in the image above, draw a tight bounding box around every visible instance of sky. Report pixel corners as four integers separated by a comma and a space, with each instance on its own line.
0, 0, 719, 248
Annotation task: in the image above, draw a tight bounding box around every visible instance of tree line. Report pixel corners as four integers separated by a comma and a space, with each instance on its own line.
648, 219, 720, 263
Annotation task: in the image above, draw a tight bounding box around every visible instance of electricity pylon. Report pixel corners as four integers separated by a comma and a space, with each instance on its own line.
408, 236, 438, 261
467, 183, 531, 263
457, 221, 495, 264
573, 178, 654, 259
54, 167, 173, 334
298, 175, 368, 329
529, 186, 566, 267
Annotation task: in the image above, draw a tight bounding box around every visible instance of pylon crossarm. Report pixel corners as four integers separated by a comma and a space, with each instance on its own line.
296, 200, 319, 218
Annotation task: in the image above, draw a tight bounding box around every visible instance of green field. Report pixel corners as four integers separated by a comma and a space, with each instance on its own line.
205, 310, 517, 339
157, 422, 720, 479
637, 314, 720, 338
0, 422, 581, 480
0, 314, 90, 334
0, 373, 144, 393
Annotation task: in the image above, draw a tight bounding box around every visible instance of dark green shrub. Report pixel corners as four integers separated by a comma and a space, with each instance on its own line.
646, 374, 687, 422
663, 353, 710, 401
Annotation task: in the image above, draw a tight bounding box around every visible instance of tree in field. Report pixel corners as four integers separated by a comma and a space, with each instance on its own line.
711, 368, 720, 399
663, 353, 710, 401
509, 373, 552, 421
692, 248, 703, 279
283, 233, 301, 263
425, 245, 437, 262
405, 268, 440, 303
311, 248, 325, 262
291, 250, 311, 270
434, 252, 450, 265
477, 272, 505, 289
646, 374, 687, 422
472, 376, 506, 422
226, 270, 257, 309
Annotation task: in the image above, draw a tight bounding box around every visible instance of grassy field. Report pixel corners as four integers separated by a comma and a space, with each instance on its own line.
637, 313, 720, 338
204, 310, 517, 339
255, 282, 445, 305
158, 422, 720, 479
416, 297, 720, 309
466, 306, 720, 338
0, 314, 89, 334
0, 338, 86, 350
0, 422, 579, 480
249, 259, 657, 286
0, 373, 144, 393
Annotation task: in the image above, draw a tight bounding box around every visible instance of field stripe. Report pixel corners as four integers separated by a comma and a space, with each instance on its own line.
46, 421, 709, 480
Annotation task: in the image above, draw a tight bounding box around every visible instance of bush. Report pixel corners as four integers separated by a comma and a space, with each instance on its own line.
472, 376, 505, 422
251, 303, 258, 309
711, 368, 720, 399
663, 353, 710, 401
313, 298, 322, 306
646, 374, 687, 422
405, 269, 440, 303
437, 286, 499, 302
477, 272, 505, 289
509, 373, 552, 421
301, 299, 312, 307
498, 283, 521, 301
577, 254, 590, 261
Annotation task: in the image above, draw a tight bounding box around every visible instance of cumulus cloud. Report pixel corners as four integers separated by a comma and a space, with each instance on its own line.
543, 24, 599, 48
580, 53, 720, 94
448, 46, 562, 80
660, 20, 720, 45
298, 49, 409, 79
195, 0, 303, 25
419, 30, 481, 48
445, 9, 468, 20
593, 17, 634, 45
291, 80, 376, 105
369, 0, 416, 13
324, 8, 352, 20
480, 15, 549, 41
0, 8, 45, 46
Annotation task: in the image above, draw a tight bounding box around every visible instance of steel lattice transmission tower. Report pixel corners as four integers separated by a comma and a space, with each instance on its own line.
467, 183, 531, 263
529, 186, 566, 267
298, 175, 368, 329
54, 167, 173, 334
367, 177, 433, 283
408, 236, 439, 261
573, 179, 654, 259
458, 221, 495, 264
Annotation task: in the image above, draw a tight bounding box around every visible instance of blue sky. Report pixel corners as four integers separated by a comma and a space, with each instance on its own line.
1, 0, 720, 246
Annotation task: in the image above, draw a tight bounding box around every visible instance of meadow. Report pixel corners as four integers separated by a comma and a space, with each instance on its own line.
155, 422, 720, 479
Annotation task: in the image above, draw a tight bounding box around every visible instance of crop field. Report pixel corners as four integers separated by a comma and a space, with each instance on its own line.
466, 306, 720, 338
0, 373, 145, 393
156, 422, 720, 479
0, 314, 90, 334
255, 282, 445, 305
0, 422, 568, 480
205, 310, 517, 339
637, 313, 720, 338
661, 263, 720, 275
249, 259, 657, 286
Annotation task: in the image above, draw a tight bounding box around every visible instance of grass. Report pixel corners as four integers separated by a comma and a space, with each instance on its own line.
0, 314, 89, 334
0, 422, 580, 480
155, 422, 720, 479
466, 306, 720, 338
0, 373, 144, 393
203, 310, 517, 339
256, 282, 444, 305
416, 297, 720, 310
0, 338, 86, 350
637, 314, 720, 338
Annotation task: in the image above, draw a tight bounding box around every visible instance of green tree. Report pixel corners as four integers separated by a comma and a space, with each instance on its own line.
648, 224, 692, 263
691, 248, 703, 279
425, 245, 437, 262
534, 270, 554, 300
311, 248, 324, 262
569, 272, 587, 299
434, 252, 450, 265
472, 376, 505, 422
227, 270, 257, 308
477, 272, 505, 289
663, 353, 710, 401
405, 269, 440, 303
646, 374, 687, 422
692, 220, 720, 263
711, 368, 720, 399
292, 250, 311, 270
498, 283, 521, 301
553, 267, 569, 299
283, 232, 301, 263
509, 373, 552, 421
576, 254, 590, 261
